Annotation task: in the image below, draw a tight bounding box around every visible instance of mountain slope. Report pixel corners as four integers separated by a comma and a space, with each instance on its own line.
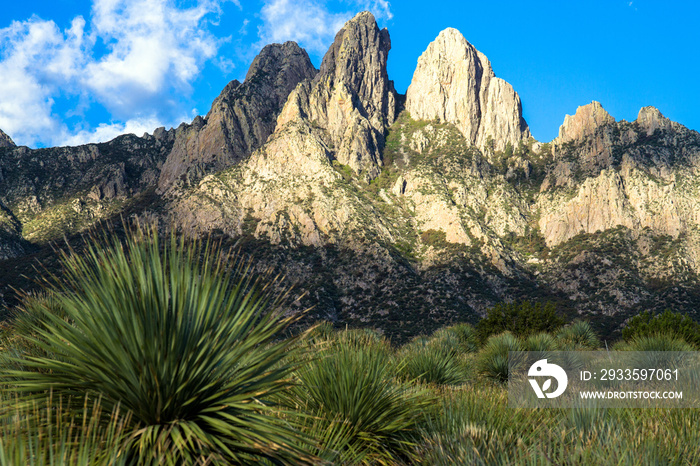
1, 12, 700, 340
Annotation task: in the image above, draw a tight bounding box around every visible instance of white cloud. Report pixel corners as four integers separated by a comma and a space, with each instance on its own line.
0, 17, 85, 146
85, 0, 221, 117
257, 0, 393, 55
57, 115, 177, 146
0, 0, 228, 147
354, 0, 392, 20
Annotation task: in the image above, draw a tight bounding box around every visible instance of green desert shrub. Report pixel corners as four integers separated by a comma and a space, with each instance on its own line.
622, 310, 700, 348
614, 334, 696, 371
413, 386, 548, 465
476, 300, 564, 342
557, 320, 600, 349
522, 332, 558, 353
305, 320, 336, 342
333, 327, 390, 352
476, 332, 523, 383
522, 332, 558, 366
0, 293, 68, 366
616, 334, 695, 352
293, 342, 433, 464
0, 225, 313, 465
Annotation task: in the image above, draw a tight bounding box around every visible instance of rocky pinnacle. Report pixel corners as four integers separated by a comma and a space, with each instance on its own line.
0, 129, 15, 149
405, 28, 530, 153
276, 11, 398, 180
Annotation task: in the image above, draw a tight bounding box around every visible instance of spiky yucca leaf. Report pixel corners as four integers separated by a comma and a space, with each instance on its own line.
0, 394, 130, 465
444, 323, 479, 353
397, 341, 467, 386
0, 225, 313, 465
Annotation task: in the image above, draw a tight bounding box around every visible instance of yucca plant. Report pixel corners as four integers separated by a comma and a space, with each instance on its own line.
523, 332, 558, 353
476, 332, 522, 383
292, 342, 432, 464
556, 320, 600, 350
0, 293, 66, 370
443, 323, 479, 353
522, 332, 558, 367
618, 334, 695, 352
0, 224, 313, 464
333, 327, 390, 352
615, 334, 696, 372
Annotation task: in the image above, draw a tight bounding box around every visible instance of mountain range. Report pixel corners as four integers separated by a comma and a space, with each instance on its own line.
2, 12, 699, 341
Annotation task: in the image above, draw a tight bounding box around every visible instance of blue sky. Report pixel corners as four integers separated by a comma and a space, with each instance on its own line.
1, 0, 698, 148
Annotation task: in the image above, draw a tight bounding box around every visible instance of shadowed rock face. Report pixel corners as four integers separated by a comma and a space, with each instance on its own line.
276, 11, 398, 181
157, 41, 317, 192
405, 28, 530, 153
0, 129, 15, 149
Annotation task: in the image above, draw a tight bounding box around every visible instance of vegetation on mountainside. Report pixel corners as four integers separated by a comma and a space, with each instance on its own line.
475, 300, 565, 342
1, 228, 699, 464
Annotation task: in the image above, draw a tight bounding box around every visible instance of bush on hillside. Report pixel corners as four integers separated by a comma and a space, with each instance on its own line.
621, 310, 700, 348
476, 300, 565, 342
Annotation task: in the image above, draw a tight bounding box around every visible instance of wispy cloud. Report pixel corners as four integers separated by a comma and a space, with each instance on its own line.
58, 114, 188, 147
257, 0, 393, 56
0, 0, 230, 147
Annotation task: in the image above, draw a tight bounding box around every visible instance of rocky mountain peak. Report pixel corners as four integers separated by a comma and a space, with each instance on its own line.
157, 41, 317, 192
555, 101, 615, 144
275, 11, 397, 180
636, 106, 673, 135
405, 28, 530, 153
0, 129, 15, 148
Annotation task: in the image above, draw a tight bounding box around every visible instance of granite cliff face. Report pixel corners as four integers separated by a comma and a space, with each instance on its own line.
405, 28, 530, 154
173, 13, 399, 245
2, 13, 700, 338
539, 102, 700, 247
158, 42, 317, 192
555, 101, 615, 144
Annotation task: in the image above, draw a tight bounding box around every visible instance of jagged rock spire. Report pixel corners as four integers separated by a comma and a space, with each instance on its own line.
276, 11, 398, 180
0, 128, 15, 148
555, 101, 615, 144
636, 106, 674, 135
